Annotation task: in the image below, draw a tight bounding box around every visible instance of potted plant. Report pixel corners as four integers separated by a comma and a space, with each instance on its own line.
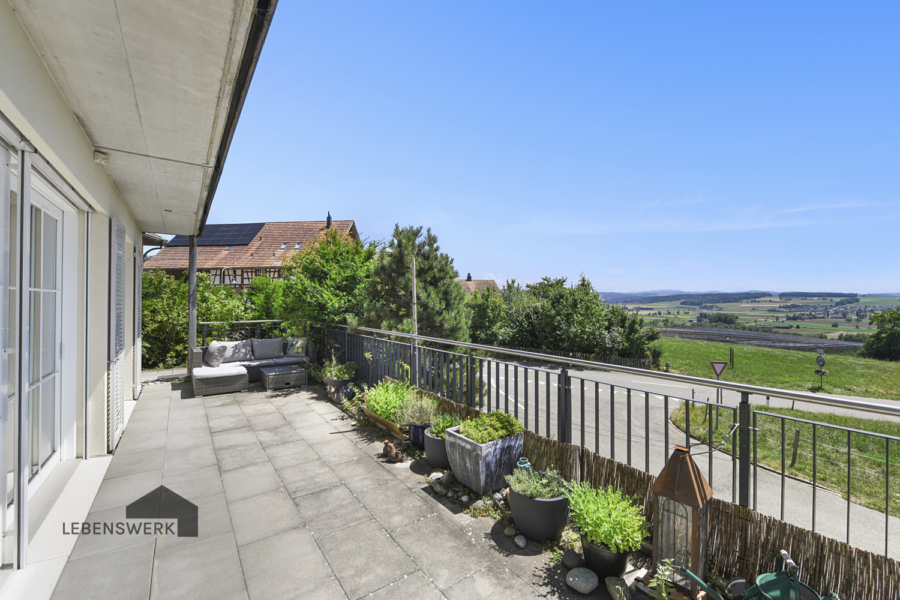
566, 483, 649, 579
444, 412, 524, 495
322, 351, 357, 397
396, 394, 438, 449
505, 469, 570, 542
362, 379, 410, 439
424, 413, 462, 469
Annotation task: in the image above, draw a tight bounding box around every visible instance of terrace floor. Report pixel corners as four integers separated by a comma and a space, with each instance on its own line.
49, 381, 632, 600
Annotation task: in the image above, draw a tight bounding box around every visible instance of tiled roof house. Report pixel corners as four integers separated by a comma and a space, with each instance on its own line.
144, 216, 359, 287
456, 273, 500, 294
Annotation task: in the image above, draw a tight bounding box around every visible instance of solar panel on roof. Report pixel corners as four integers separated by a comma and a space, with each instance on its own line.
168, 223, 266, 247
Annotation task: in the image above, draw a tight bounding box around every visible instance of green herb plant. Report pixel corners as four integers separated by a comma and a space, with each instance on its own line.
365, 379, 412, 422
428, 413, 462, 439
322, 351, 357, 380
505, 469, 569, 500
395, 394, 438, 425
458, 412, 524, 444
566, 483, 649, 554
649, 559, 675, 600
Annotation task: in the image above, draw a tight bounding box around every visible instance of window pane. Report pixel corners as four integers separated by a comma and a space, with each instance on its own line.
41, 291, 55, 378
29, 387, 38, 477
30, 207, 40, 288
29, 291, 40, 385
40, 380, 55, 466
42, 213, 57, 290
6, 398, 13, 504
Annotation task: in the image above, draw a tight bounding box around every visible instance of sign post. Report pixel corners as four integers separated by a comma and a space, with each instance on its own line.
815, 347, 827, 390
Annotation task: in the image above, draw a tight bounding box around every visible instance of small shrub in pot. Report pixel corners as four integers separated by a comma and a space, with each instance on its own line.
396, 394, 437, 449
566, 482, 648, 579
505, 469, 570, 542
445, 412, 525, 495
424, 413, 461, 469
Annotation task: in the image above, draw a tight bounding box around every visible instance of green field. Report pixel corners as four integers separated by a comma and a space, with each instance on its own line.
670, 403, 900, 518
659, 337, 900, 401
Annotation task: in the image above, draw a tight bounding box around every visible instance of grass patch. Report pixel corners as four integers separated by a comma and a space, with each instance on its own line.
659, 337, 900, 400
670, 403, 900, 517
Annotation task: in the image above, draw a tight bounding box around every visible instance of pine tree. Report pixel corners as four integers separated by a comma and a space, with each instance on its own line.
362, 225, 469, 341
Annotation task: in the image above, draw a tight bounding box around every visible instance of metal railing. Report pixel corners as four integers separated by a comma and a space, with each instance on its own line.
198, 319, 283, 345
315, 323, 900, 558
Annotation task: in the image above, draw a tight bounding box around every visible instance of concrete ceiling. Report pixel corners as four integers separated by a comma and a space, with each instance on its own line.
9, 0, 268, 235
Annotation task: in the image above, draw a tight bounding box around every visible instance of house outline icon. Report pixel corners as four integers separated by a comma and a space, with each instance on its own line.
125, 486, 198, 537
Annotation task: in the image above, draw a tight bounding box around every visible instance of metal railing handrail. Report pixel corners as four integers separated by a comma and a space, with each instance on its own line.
332, 324, 900, 418
198, 319, 283, 325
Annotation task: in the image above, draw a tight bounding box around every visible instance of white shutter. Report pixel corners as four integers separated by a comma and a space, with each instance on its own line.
108, 218, 126, 449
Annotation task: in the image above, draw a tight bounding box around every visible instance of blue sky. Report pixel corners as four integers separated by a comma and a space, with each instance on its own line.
210, 2, 899, 294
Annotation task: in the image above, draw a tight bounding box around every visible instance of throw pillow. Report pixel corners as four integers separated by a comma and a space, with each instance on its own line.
286, 337, 307, 357
221, 340, 253, 363
204, 341, 227, 368
252, 338, 284, 360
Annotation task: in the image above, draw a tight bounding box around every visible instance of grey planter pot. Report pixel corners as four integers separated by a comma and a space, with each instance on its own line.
424, 428, 450, 469
509, 487, 569, 542
580, 535, 630, 579
444, 426, 524, 496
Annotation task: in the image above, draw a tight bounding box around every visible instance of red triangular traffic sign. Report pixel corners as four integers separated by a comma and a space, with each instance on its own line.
710, 361, 728, 377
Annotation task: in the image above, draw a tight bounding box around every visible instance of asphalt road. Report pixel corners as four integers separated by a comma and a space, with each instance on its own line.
465, 359, 900, 560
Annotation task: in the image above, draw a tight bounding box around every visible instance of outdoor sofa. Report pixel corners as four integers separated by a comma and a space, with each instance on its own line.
191, 337, 315, 397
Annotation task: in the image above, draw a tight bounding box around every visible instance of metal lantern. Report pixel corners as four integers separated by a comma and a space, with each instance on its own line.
650, 446, 713, 598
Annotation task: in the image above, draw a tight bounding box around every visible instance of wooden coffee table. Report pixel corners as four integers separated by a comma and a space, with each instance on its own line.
260, 365, 307, 390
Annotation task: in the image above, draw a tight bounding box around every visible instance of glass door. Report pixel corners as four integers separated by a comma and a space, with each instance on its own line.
25, 193, 61, 481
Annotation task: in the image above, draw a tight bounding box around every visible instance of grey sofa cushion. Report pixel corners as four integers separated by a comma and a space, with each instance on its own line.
273, 357, 307, 366
234, 359, 277, 369
221, 340, 253, 363
193, 365, 247, 379
252, 338, 284, 360
204, 341, 227, 368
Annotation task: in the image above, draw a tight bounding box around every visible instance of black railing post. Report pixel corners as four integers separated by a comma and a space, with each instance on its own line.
467, 350, 475, 407
256, 323, 261, 339
202, 324, 207, 346
558, 368, 570, 443
739, 391, 751, 507
411, 338, 418, 388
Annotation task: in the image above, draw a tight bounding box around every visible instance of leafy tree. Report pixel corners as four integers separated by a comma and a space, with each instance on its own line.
141, 268, 250, 368
280, 228, 379, 328
861, 308, 900, 361
246, 276, 285, 320
468, 287, 507, 346
362, 225, 469, 341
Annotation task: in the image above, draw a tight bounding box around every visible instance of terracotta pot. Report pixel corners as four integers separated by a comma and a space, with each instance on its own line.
363, 405, 402, 439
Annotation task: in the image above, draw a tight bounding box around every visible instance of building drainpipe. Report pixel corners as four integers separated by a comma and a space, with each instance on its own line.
188, 236, 197, 376
83, 213, 90, 459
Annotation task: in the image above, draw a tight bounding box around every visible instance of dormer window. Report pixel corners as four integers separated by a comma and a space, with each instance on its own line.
224, 246, 232, 252
294, 242, 301, 250
280, 242, 288, 250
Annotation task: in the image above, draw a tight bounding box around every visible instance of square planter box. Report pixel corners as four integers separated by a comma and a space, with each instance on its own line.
444, 425, 524, 496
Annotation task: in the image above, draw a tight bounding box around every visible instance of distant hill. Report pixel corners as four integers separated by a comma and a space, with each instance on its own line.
602, 290, 776, 304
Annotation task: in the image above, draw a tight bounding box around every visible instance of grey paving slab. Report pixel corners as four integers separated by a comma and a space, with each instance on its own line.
51, 538, 155, 600
247, 412, 289, 431
367, 569, 445, 600
317, 518, 417, 600
213, 426, 259, 450
307, 436, 371, 465
239, 527, 346, 600
165, 428, 214, 452
330, 456, 397, 495
263, 439, 319, 469
167, 405, 208, 423
206, 403, 244, 419
133, 397, 170, 411
442, 562, 544, 600
392, 515, 493, 589
216, 441, 271, 472
222, 462, 283, 503
228, 489, 303, 547
209, 413, 252, 433
153, 492, 234, 558
240, 402, 278, 418
277, 460, 341, 498
104, 446, 166, 480
68, 505, 150, 561
115, 427, 168, 455
357, 480, 436, 532
255, 424, 305, 447
163, 464, 224, 500
292, 484, 371, 538
166, 414, 210, 433
90, 468, 163, 512
163, 443, 218, 473
152, 532, 248, 600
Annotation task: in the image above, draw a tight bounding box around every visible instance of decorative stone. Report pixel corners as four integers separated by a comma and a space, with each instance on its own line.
461, 495, 470, 503
566, 567, 599, 594
514, 535, 527, 549
504, 525, 517, 537
605, 577, 631, 600
493, 492, 505, 504
562, 549, 585, 569
472, 500, 485, 508
447, 490, 456, 499
428, 471, 444, 482
432, 482, 448, 496
442, 471, 456, 486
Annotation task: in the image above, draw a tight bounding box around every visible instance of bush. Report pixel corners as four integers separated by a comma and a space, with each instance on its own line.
365, 379, 412, 422
458, 411, 524, 444
428, 413, 462, 439
505, 469, 568, 499
566, 483, 648, 554
395, 394, 438, 425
